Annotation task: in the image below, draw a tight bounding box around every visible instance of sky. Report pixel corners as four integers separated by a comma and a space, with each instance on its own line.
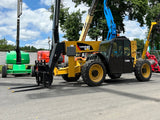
0, 0, 148, 49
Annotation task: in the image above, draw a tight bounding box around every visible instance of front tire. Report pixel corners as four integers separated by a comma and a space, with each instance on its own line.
82, 60, 106, 86
43, 73, 53, 88
135, 60, 152, 82
2, 66, 7, 78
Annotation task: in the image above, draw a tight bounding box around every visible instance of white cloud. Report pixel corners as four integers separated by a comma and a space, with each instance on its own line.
0, 1, 53, 43
40, 0, 54, 6
21, 8, 52, 33
0, 26, 15, 37
20, 29, 40, 41
7, 40, 16, 45
0, 0, 17, 9
27, 38, 50, 49
120, 20, 148, 40
41, 0, 89, 23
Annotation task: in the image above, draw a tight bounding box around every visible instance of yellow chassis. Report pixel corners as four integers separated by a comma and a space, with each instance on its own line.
54, 41, 101, 77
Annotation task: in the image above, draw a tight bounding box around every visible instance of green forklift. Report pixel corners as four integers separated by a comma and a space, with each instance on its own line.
1, 0, 32, 78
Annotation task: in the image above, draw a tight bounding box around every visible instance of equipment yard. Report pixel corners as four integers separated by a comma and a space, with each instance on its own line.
0, 73, 160, 120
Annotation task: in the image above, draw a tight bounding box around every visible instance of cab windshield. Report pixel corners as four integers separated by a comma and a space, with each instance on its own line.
99, 42, 111, 60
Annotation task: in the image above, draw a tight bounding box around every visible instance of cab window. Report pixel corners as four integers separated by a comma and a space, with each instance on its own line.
124, 40, 131, 56
111, 41, 123, 57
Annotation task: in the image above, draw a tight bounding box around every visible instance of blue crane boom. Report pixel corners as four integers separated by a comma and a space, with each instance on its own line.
104, 0, 117, 40
79, 0, 117, 41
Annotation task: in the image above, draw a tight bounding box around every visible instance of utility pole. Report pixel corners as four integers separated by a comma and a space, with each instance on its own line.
16, 0, 22, 64
48, 36, 51, 50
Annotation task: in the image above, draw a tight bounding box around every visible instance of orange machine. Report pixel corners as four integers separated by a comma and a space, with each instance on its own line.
37, 51, 50, 63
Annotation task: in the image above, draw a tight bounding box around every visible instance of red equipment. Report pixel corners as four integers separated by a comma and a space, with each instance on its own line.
37, 51, 65, 63
37, 51, 50, 63
146, 52, 160, 72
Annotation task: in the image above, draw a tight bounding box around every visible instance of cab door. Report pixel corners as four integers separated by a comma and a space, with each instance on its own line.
123, 40, 133, 73
109, 40, 123, 73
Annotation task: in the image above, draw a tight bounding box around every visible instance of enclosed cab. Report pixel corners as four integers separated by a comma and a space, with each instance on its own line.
99, 37, 134, 75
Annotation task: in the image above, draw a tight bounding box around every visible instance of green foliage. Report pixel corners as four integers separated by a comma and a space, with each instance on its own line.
0, 39, 15, 51
50, 4, 85, 41
134, 38, 144, 53
0, 39, 44, 52
146, 3, 160, 27
20, 46, 40, 52
62, 10, 84, 41
145, 1, 160, 50
0, 38, 7, 45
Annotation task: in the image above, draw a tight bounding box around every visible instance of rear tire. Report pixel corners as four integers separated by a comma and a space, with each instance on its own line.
82, 60, 106, 86
2, 66, 7, 78
31, 66, 35, 77
135, 60, 152, 82
62, 74, 81, 82
108, 73, 121, 79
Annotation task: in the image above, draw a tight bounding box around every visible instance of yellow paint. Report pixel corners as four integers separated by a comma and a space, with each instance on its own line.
54, 63, 81, 76
89, 64, 103, 82
141, 22, 157, 59
54, 67, 68, 76
131, 41, 137, 67
64, 41, 101, 53
79, 15, 93, 41
68, 56, 76, 77
141, 63, 151, 78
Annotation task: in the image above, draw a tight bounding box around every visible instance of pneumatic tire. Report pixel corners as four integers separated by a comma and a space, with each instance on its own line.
82, 60, 106, 86
31, 66, 35, 77
62, 74, 81, 82
134, 60, 152, 82
43, 73, 53, 88
2, 66, 7, 78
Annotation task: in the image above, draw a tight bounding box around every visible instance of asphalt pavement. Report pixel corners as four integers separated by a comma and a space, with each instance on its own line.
0, 73, 160, 120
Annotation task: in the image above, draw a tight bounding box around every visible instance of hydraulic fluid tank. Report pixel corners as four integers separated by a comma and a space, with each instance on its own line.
37, 51, 50, 63
6, 51, 30, 64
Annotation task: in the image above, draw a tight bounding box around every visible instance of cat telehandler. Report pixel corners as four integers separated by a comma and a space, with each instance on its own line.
34, 0, 152, 87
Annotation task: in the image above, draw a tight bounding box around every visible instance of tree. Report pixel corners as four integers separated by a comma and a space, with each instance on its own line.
61, 10, 85, 41
73, 0, 148, 41
145, 1, 160, 50
0, 38, 7, 45
134, 38, 144, 53
50, 4, 85, 41
0, 38, 42, 52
